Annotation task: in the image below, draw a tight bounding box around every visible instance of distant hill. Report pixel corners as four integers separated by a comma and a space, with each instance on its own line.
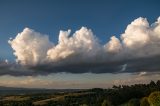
0, 86, 82, 95
0, 86, 27, 90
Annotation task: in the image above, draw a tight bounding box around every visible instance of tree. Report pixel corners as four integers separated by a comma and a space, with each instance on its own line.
101, 99, 112, 106
156, 80, 160, 89
140, 97, 150, 106
150, 81, 156, 87
156, 80, 160, 86
127, 98, 140, 106
148, 91, 160, 106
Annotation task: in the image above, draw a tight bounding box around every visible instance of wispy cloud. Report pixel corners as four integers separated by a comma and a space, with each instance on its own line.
0, 75, 112, 89
113, 73, 160, 85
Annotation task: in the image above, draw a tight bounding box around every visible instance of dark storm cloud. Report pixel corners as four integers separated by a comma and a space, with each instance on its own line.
122, 55, 160, 73
1, 55, 160, 76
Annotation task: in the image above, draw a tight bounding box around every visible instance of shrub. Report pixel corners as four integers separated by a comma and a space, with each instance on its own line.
148, 91, 160, 106
140, 97, 149, 106
127, 98, 140, 106
101, 99, 113, 106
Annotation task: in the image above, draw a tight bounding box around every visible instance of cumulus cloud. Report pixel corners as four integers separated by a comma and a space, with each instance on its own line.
8, 28, 53, 66
121, 17, 160, 58
3, 16, 160, 76
47, 27, 102, 64
104, 36, 122, 54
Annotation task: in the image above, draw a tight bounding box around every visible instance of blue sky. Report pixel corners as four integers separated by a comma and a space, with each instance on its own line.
1, 0, 160, 60
0, 0, 160, 88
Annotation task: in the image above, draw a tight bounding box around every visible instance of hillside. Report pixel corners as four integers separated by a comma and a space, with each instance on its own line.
0, 80, 160, 106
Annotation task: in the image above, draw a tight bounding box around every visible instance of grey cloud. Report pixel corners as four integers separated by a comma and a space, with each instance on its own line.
1, 55, 160, 76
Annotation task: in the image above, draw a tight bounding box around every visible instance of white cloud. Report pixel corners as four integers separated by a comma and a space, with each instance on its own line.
8, 27, 123, 66
4, 59, 9, 64
138, 72, 147, 76
121, 17, 150, 49
7, 17, 160, 74
8, 28, 53, 66
104, 36, 122, 54
120, 64, 127, 72
121, 17, 160, 58
47, 27, 102, 63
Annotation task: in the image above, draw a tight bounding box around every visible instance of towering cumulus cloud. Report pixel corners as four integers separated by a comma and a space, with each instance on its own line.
47, 27, 102, 64
8, 28, 53, 66
5, 16, 160, 76
121, 17, 160, 58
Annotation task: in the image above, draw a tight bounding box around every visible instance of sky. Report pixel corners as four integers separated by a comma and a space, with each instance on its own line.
0, 0, 160, 88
